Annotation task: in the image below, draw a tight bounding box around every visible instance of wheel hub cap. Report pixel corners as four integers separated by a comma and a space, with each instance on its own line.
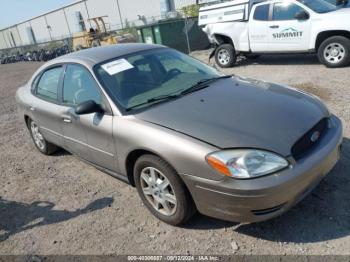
30, 122, 45, 150
324, 43, 345, 64
140, 167, 177, 216
218, 49, 230, 65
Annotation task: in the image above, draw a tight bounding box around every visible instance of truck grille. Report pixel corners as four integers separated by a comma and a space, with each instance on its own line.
291, 118, 329, 161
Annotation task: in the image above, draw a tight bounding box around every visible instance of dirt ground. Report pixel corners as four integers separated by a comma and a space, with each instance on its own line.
0, 52, 349, 256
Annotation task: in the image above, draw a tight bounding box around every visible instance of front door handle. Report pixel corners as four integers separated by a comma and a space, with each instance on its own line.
63, 118, 72, 123
270, 25, 279, 29
62, 115, 72, 123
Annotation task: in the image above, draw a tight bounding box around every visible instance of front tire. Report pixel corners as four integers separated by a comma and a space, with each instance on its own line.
134, 155, 196, 226
215, 44, 237, 68
318, 36, 350, 68
28, 119, 58, 155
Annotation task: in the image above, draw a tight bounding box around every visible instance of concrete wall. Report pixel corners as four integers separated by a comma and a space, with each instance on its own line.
17, 22, 33, 45
63, 2, 89, 34
85, 0, 122, 30
46, 10, 71, 40
174, 0, 197, 9
117, 0, 162, 26
0, 27, 21, 48
30, 16, 52, 43
0, 31, 8, 49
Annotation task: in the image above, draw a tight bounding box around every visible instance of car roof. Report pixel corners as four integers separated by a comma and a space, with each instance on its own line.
51, 43, 165, 67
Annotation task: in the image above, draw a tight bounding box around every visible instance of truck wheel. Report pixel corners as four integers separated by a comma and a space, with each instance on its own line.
318, 36, 350, 68
215, 44, 236, 68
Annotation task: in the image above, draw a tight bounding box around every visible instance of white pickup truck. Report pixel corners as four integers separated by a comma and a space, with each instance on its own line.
199, 0, 350, 68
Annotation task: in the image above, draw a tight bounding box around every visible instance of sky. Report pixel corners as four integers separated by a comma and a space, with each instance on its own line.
0, 0, 75, 29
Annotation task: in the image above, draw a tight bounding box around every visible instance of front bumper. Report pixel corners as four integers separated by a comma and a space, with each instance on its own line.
181, 115, 343, 223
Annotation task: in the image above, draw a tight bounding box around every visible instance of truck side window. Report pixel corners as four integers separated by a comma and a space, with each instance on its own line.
273, 3, 304, 21
253, 4, 270, 21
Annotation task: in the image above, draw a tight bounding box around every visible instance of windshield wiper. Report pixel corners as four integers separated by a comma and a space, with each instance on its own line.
125, 94, 180, 111
181, 75, 232, 95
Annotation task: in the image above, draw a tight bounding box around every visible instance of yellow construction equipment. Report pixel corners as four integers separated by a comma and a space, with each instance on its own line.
72, 16, 117, 51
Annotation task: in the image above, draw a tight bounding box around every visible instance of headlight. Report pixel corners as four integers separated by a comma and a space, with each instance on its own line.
206, 149, 289, 179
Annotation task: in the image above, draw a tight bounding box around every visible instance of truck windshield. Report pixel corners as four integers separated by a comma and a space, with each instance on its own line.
298, 0, 337, 13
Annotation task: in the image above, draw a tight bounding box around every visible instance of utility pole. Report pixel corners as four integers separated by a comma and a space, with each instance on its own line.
115, 0, 124, 29
63, 8, 72, 36
84, 0, 92, 28
44, 15, 53, 41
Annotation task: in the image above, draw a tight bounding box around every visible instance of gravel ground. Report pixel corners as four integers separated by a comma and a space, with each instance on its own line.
0, 52, 349, 256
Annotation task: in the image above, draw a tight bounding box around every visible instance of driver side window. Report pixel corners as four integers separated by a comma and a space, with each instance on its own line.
63, 64, 102, 106
273, 3, 304, 21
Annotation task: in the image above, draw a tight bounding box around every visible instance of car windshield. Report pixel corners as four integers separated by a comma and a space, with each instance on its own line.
298, 0, 338, 13
94, 48, 221, 111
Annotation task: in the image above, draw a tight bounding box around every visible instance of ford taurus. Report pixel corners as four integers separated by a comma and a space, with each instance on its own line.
16, 44, 343, 225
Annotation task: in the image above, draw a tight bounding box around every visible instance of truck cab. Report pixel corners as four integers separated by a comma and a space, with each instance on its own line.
201, 0, 350, 68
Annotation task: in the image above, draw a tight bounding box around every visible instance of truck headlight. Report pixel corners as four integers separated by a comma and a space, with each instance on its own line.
206, 149, 289, 179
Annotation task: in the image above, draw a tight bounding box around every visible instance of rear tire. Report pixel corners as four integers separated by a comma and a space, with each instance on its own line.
215, 44, 237, 68
318, 36, 350, 68
27, 119, 58, 155
134, 154, 196, 226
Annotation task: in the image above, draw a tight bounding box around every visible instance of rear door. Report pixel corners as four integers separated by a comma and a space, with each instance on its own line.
267, 2, 311, 51
31, 66, 66, 146
60, 64, 117, 171
248, 3, 270, 52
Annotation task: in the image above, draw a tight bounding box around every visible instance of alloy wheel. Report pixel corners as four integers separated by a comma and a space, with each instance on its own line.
140, 167, 177, 216
30, 121, 45, 151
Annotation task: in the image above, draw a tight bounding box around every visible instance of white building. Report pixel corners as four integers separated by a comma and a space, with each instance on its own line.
0, 0, 197, 50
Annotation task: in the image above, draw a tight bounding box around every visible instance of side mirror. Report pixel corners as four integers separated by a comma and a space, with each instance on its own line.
75, 100, 103, 115
295, 11, 309, 20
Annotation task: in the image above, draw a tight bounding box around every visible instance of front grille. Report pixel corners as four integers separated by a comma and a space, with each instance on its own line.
291, 118, 329, 161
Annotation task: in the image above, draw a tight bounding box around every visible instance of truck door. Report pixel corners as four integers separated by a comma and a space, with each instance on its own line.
248, 3, 270, 52
267, 2, 311, 51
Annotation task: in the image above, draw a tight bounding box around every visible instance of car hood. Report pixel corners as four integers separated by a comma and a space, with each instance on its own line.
135, 77, 329, 156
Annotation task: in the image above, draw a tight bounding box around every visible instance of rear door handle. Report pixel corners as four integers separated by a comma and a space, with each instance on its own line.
270, 25, 279, 29
30, 106, 35, 111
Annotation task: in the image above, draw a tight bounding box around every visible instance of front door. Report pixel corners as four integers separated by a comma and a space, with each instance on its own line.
61, 64, 117, 171
267, 2, 311, 52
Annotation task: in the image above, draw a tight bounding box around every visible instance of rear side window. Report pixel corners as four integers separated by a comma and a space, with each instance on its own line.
36, 67, 63, 102
31, 74, 41, 92
254, 4, 270, 21
273, 3, 304, 21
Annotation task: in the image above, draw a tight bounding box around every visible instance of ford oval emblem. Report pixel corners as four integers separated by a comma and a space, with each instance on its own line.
310, 131, 320, 143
